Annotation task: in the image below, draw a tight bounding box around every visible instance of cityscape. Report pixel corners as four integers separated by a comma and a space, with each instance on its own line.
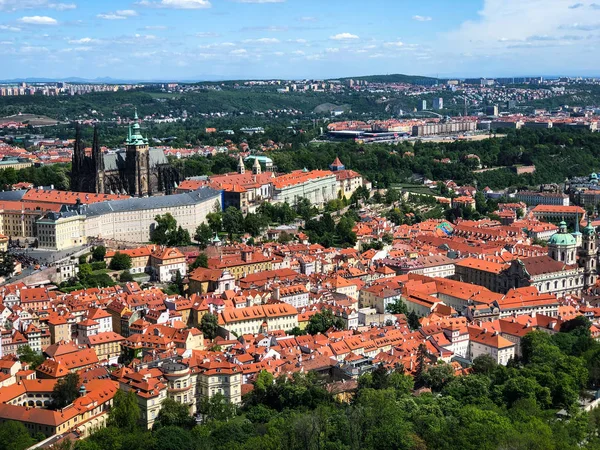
3, 1, 600, 450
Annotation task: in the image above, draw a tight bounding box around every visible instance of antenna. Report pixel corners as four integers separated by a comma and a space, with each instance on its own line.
464, 97, 468, 117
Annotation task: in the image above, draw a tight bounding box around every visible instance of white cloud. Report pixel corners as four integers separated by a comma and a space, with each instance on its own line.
325, 47, 339, 53
242, 37, 280, 44
18, 16, 58, 25
0, 0, 74, 11
330, 32, 359, 40
412, 15, 432, 21
137, 0, 211, 9
68, 37, 100, 44
291, 50, 305, 55
288, 38, 307, 44
98, 10, 138, 20
20, 45, 48, 53
230, 48, 247, 55
299, 16, 316, 22
384, 41, 404, 47
0, 24, 21, 31
195, 31, 220, 37
117, 10, 138, 16
48, 3, 76, 10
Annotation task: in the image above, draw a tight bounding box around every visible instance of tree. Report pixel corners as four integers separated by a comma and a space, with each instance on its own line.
222, 206, 244, 238
420, 362, 454, 392
108, 390, 140, 432
306, 309, 344, 335
386, 298, 408, 315
472, 354, 497, 376
190, 253, 209, 270
244, 212, 268, 237
407, 311, 421, 330
153, 398, 195, 430
151, 213, 177, 245
52, 372, 80, 409
174, 270, 184, 295
92, 245, 106, 262
194, 222, 212, 248
109, 252, 132, 271
206, 212, 222, 233
119, 271, 134, 282
198, 392, 237, 423
0, 420, 36, 450
200, 313, 219, 340
151, 213, 191, 246
17, 344, 44, 370
0, 252, 15, 277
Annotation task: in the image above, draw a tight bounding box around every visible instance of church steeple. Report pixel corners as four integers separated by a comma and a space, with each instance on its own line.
252, 157, 261, 175
71, 123, 83, 191
238, 154, 245, 174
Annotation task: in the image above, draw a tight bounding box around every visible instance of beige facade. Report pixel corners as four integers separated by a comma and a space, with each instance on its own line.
37, 213, 86, 250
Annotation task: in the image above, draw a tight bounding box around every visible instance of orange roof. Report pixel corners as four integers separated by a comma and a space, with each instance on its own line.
272, 170, 335, 189
23, 189, 127, 205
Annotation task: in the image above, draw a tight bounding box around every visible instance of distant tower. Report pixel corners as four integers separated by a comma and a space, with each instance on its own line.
92, 125, 105, 194
581, 218, 598, 288
548, 221, 578, 265
252, 157, 261, 175
125, 108, 150, 196
237, 155, 245, 174
71, 123, 83, 191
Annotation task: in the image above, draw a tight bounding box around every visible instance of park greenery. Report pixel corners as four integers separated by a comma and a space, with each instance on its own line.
3, 316, 600, 450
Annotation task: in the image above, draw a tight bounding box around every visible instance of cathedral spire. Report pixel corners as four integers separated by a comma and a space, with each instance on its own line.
238, 154, 245, 174
92, 125, 104, 171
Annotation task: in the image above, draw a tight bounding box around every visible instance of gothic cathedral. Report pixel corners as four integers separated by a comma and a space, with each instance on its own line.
70, 111, 180, 197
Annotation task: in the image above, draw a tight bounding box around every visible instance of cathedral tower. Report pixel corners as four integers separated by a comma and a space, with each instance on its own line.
125, 109, 150, 197
92, 125, 105, 194
252, 157, 261, 175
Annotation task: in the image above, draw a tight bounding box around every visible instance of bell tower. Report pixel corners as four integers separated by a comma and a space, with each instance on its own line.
581, 218, 598, 288
125, 108, 150, 196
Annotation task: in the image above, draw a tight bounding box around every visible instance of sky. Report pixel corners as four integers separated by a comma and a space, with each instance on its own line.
1, 0, 600, 81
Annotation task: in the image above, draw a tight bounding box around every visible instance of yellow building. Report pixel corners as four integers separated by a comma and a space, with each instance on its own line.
37, 210, 86, 250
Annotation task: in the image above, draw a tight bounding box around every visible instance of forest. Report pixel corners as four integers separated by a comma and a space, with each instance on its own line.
4, 316, 600, 450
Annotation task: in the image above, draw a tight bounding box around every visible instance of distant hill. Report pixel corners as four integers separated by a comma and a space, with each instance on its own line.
338, 74, 439, 86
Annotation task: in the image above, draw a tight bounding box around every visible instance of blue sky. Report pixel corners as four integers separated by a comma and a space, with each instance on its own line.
0, 0, 599, 81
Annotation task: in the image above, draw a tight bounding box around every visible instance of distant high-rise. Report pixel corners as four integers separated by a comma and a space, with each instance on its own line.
420, 100, 427, 111
486, 105, 499, 116
433, 98, 443, 110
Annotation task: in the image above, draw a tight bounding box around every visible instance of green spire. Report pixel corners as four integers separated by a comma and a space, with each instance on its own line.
134, 107, 139, 121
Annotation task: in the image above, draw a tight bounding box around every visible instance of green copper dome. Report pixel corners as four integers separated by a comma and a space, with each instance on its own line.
548, 231, 577, 247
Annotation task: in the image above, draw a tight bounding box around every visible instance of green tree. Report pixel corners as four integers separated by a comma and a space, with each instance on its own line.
198, 392, 237, 423
151, 213, 191, 246
153, 399, 195, 430
222, 206, 244, 238
306, 309, 344, 335
108, 390, 140, 432
92, 245, 106, 262
206, 212, 223, 233
0, 252, 15, 277
0, 420, 36, 450
119, 271, 134, 282
109, 252, 132, 271
194, 222, 212, 248
51, 372, 80, 409
420, 362, 454, 392
190, 253, 209, 270
386, 298, 408, 315
17, 344, 44, 370
200, 313, 219, 340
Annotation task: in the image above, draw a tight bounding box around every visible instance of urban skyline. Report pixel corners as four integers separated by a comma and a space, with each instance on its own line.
2, 0, 600, 80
